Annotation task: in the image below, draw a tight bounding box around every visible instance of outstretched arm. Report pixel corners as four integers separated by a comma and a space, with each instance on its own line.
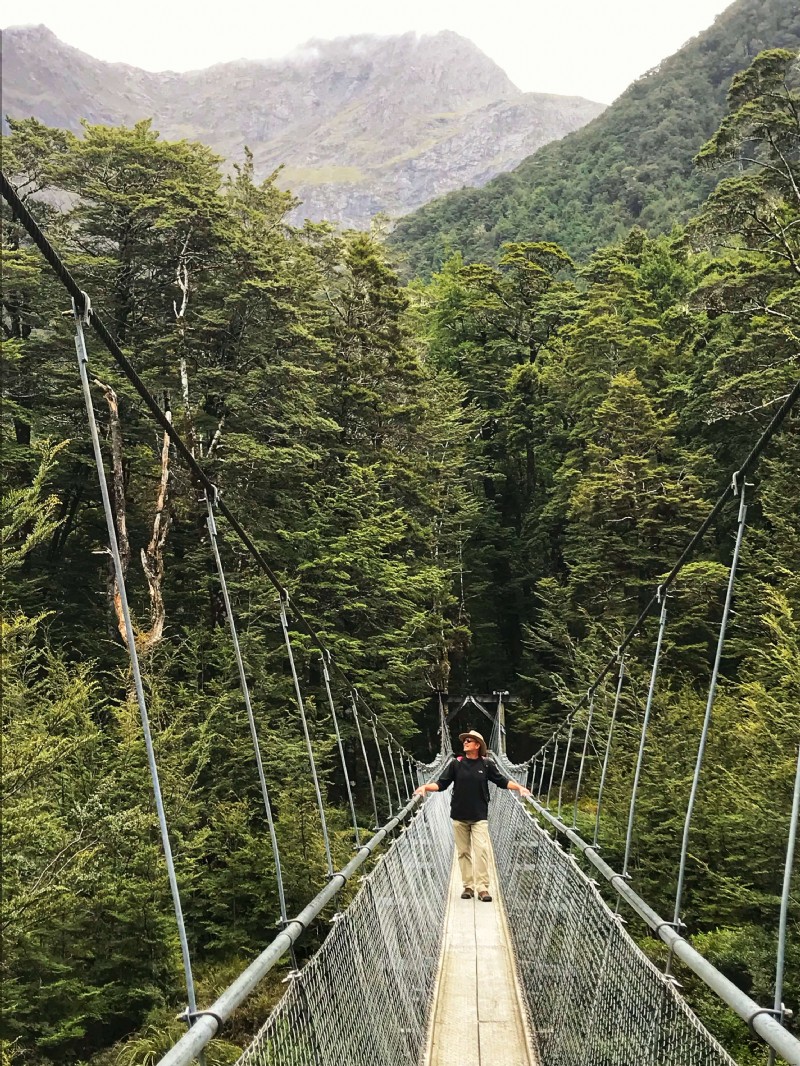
486, 760, 531, 798
414, 782, 440, 797
507, 780, 531, 798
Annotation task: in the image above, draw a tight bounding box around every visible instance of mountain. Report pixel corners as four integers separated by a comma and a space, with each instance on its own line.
1, 25, 605, 228
388, 0, 800, 273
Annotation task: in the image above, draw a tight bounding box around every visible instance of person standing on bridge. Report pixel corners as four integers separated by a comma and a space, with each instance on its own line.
414, 730, 531, 902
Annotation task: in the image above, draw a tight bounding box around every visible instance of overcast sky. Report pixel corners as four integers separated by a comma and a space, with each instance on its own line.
5, 0, 734, 103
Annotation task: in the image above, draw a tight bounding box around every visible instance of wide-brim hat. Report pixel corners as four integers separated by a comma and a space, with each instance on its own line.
458, 730, 487, 757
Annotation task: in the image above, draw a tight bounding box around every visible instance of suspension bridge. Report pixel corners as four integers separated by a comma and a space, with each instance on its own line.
3, 170, 800, 1066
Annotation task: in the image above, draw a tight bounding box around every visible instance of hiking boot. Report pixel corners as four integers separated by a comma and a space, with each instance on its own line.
460, 888, 474, 899
478, 891, 492, 903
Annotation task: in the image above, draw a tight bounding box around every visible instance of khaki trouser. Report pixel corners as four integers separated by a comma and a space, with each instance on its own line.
452, 819, 490, 893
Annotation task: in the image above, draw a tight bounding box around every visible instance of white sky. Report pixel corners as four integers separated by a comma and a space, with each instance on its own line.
4, 0, 734, 104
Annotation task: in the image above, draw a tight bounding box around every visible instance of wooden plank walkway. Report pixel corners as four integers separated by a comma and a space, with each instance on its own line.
423, 843, 537, 1066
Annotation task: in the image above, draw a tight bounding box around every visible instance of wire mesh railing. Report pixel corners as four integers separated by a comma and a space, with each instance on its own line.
235, 792, 453, 1066
488, 787, 738, 1066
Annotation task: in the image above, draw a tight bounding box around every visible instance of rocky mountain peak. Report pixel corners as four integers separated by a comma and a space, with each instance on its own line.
2, 24, 605, 228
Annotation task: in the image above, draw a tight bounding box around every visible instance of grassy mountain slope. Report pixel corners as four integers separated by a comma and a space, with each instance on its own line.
389, 0, 800, 273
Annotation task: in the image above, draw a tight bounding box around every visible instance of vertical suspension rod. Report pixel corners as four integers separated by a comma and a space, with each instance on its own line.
279, 596, 334, 879
352, 692, 381, 829
537, 749, 548, 803
557, 720, 574, 820
73, 303, 198, 1019
545, 737, 560, 809
371, 720, 394, 818
768, 746, 800, 1066
572, 690, 596, 828
386, 740, 404, 809
321, 656, 361, 848
206, 495, 289, 921
399, 750, 413, 801
673, 483, 748, 930
594, 655, 626, 848
622, 592, 668, 878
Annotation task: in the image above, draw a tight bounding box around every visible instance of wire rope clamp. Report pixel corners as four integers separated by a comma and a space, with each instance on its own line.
178, 1007, 225, 1032
281, 969, 303, 984
654, 918, 686, 938
747, 1006, 785, 1034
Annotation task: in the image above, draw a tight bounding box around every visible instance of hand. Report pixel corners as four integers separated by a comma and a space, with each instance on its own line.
519, 787, 532, 798
414, 785, 427, 797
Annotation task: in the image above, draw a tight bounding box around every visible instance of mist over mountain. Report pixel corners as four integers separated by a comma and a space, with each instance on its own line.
2, 25, 605, 227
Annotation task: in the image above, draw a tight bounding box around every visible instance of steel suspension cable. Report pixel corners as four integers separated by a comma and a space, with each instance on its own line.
371, 721, 394, 818
496, 690, 508, 757
672, 483, 749, 934
72, 303, 199, 1022
556, 719, 575, 820
529, 751, 539, 798
622, 591, 668, 879
594, 656, 626, 848
205, 494, 289, 921
385, 740, 404, 810
437, 693, 449, 757
770, 747, 800, 1066
279, 596, 334, 880
546, 736, 560, 809
489, 708, 501, 755
572, 690, 596, 828
537, 748, 548, 803
320, 656, 361, 848
398, 749, 413, 801
351, 693, 381, 829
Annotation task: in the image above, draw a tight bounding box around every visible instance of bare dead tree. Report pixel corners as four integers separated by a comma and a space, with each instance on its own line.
95, 379, 131, 643
173, 230, 199, 458
206, 414, 226, 459
95, 380, 172, 657
137, 407, 172, 656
